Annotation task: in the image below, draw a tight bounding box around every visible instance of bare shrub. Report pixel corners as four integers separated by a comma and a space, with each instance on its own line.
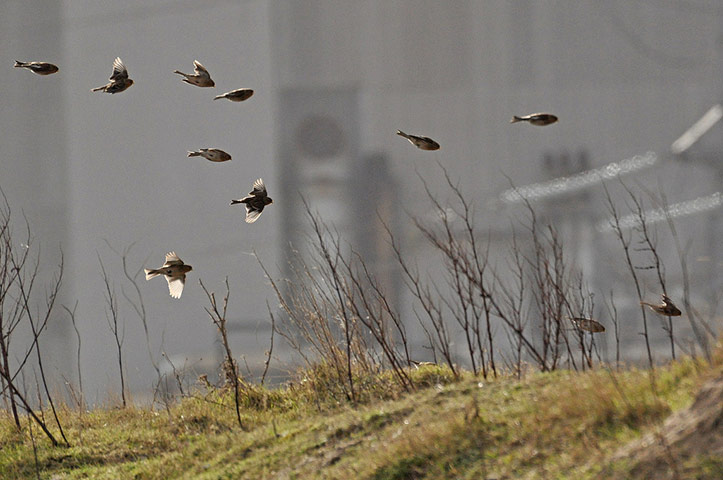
401, 168, 603, 375
258, 199, 415, 403
98, 254, 126, 408
200, 278, 243, 428
0, 191, 68, 445
603, 183, 655, 368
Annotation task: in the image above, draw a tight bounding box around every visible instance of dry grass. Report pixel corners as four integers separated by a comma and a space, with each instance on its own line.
1, 352, 719, 479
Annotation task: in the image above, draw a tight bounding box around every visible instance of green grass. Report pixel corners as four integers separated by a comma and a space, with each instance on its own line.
1, 356, 719, 479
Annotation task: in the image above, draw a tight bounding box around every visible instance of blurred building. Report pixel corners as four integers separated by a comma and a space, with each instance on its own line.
1, 1, 720, 402
270, 1, 722, 362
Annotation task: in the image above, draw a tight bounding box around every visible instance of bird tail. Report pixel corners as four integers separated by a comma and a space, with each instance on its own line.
396, 130, 409, 139
14, 61, 26, 68
187, 151, 201, 157
145, 268, 161, 280
510, 116, 523, 123
91, 85, 105, 92
229, 199, 243, 205
213, 94, 224, 100
639, 301, 653, 308
173, 70, 187, 77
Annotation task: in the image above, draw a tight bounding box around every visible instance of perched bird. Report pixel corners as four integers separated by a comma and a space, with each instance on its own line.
91, 57, 133, 94
396, 130, 440, 151
640, 294, 682, 316
173, 60, 215, 87
569, 317, 606, 333
144, 252, 192, 299
14, 60, 58, 75
187, 148, 232, 162
214, 88, 254, 102
510, 113, 558, 126
230, 178, 273, 223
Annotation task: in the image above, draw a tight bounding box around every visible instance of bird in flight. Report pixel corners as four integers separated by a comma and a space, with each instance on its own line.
92, 57, 134, 94
569, 317, 606, 333
144, 252, 193, 299
214, 88, 254, 102
230, 178, 273, 223
640, 294, 682, 316
174, 60, 215, 87
14, 60, 58, 75
510, 113, 558, 126
187, 148, 232, 162
396, 130, 440, 151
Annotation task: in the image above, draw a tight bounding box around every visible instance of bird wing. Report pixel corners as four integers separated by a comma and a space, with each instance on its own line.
245, 206, 263, 223
584, 319, 605, 333
110, 57, 128, 81
249, 178, 267, 196
571, 317, 605, 333
163, 251, 184, 267
193, 60, 209, 76
231, 88, 253, 99
166, 275, 186, 298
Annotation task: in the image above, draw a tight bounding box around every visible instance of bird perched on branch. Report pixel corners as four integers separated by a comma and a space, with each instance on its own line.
214, 88, 254, 102
640, 294, 682, 316
510, 113, 558, 126
569, 317, 606, 333
174, 60, 215, 87
92, 57, 133, 94
144, 252, 192, 299
187, 148, 232, 162
230, 178, 273, 223
14, 60, 58, 75
396, 130, 440, 151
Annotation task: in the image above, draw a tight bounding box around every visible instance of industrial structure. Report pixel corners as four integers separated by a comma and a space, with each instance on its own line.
2, 1, 720, 401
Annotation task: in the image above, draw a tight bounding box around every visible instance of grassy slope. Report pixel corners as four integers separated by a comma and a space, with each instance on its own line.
1, 355, 721, 480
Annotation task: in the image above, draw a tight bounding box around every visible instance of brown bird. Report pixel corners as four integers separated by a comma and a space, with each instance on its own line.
640, 294, 682, 316
92, 57, 133, 94
187, 148, 232, 162
214, 88, 254, 102
144, 252, 192, 299
569, 317, 606, 333
230, 178, 273, 223
396, 130, 440, 151
14, 60, 58, 75
173, 60, 215, 87
510, 113, 558, 126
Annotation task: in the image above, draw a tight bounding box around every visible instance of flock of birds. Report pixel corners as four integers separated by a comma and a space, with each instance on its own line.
565, 292, 682, 336
15, 57, 272, 299
13, 58, 681, 325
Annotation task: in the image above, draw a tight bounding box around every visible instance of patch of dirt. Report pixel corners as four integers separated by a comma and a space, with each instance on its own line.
609, 373, 723, 479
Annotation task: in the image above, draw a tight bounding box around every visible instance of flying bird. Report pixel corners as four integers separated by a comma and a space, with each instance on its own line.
214, 88, 254, 102
144, 252, 192, 299
569, 317, 606, 333
396, 130, 440, 151
640, 294, 682, 316
187, 148, 232, 162
510, 113, 558, 126
174, 60, 215, 87
14, 60, 58, 75
91, 57, 133, 94
230, 178, 273, 223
